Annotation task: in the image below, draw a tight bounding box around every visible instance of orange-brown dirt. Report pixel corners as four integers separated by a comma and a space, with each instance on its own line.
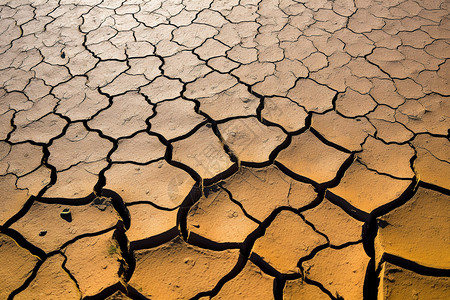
0, 0, 449, 299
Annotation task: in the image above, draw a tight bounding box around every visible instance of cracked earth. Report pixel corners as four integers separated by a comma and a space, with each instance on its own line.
0, 0, 449, 299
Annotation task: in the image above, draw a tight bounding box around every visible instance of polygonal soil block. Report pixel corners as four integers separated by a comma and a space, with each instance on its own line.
0, 234, 39, 299
375, 187, 450, 269
63, 231, 124, 297
253, 210, 327, 274
15, 254, 80, 300
327, 162, 412, 215
222, 165, 317, 221
129, 237, 240, 299
378, 262, 450, 300
302, 243, 370, 299
187, 187, 258, 244
11, 197, 120, 253
104, 160, 195, 209
276, 130, 350, 184
212, 260, 274, 299
218, 117, 287, 164
172, 124, 234, 181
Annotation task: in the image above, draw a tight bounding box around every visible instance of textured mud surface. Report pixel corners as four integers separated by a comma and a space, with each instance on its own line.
0, 0, 449, 299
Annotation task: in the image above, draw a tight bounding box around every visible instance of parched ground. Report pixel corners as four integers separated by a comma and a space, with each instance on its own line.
0, 0, 449, 299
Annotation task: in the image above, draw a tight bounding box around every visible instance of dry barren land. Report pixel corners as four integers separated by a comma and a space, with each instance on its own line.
0, 0, 449, 299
